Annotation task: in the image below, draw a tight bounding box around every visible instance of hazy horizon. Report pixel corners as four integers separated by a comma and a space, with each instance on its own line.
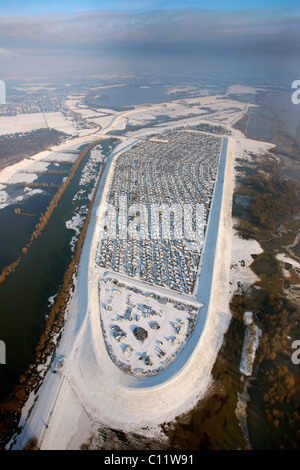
0, 1, 300, 82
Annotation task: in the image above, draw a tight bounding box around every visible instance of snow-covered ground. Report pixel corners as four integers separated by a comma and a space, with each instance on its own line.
0, 141, 100, 212
7, 91, 273, 450
66, 211, 87, 252
98, 276, 199, 378
0, 112, 77, 136
64, 145, 108, 252
6, 172, 38, 185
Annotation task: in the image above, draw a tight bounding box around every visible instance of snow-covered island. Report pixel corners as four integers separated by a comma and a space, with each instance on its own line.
7, 88, 273, 450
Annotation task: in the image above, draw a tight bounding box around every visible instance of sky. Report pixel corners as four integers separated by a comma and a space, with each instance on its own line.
1, 0, 300, 14
0, 0, 299, 80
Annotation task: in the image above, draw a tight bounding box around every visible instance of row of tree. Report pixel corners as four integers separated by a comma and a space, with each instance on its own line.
14, 208, 35, 218
0, 146, 106, 447
10, 182, 60, 188
35, 169, 69, 175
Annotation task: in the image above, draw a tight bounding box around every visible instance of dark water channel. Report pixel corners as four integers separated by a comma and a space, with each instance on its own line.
0, 138, 117, 400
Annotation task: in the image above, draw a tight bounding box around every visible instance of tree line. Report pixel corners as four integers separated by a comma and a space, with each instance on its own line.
262, 365, 299, 440
257, 292, 300, 363
0, 140, 103, 285
256, 292, 300, 448
14, 208, 35, 218
249, 176, 299, 230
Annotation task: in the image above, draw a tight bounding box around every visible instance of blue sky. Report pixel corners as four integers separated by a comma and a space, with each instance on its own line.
1, 0, 300, 15
0, 0, 299, 78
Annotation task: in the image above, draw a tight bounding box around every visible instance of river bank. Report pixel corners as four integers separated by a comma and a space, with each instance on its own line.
231, 91, 300, 450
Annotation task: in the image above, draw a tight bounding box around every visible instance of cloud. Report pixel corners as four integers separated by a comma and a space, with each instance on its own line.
0, 8, 299, 75
0, 48, 18, 60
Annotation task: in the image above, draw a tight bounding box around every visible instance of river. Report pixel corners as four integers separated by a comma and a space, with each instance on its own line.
0, 138, 118, 400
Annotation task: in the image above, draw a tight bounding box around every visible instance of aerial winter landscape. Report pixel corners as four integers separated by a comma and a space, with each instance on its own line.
0, 0, 299, 454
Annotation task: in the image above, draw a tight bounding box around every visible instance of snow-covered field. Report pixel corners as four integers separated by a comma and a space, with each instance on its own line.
0, 141, 98, 211
19, 161, 51, 173
7, 91, 273, 450
0, 112, 76, 136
